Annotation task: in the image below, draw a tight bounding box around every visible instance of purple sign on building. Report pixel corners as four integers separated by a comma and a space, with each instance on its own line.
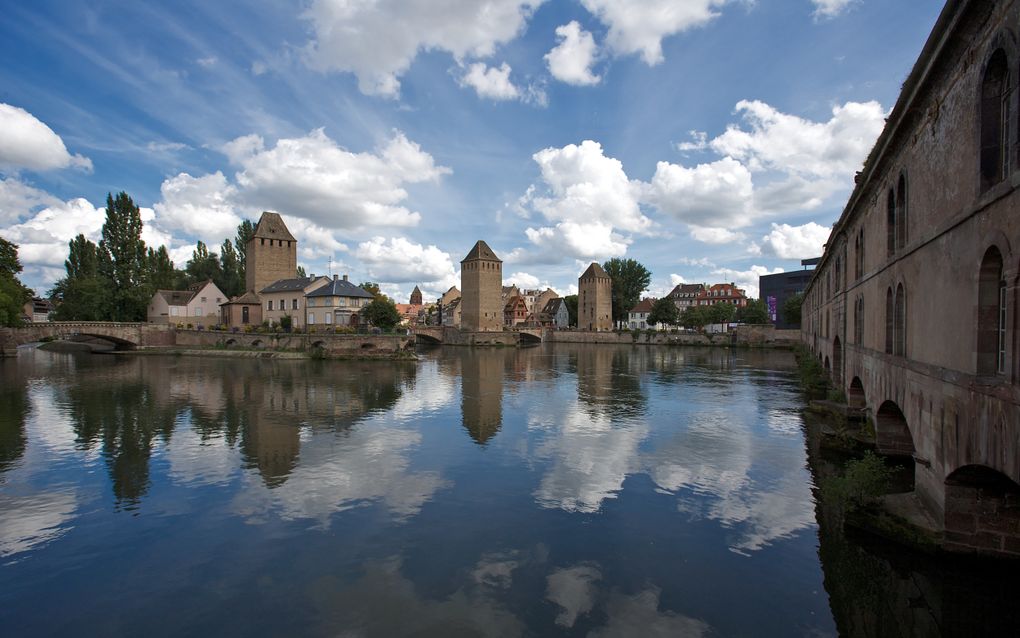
767, 296, 777, 322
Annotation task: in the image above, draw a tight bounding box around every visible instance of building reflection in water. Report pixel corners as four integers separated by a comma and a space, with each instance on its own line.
459, 351, 505, 445
0, 361, 29, 474
48, 355, 412, 505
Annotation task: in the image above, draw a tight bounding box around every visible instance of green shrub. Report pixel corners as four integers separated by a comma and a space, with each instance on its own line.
821, 451, 894, 522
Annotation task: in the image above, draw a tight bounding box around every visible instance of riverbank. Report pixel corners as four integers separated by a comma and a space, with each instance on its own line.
124, 345, 418, 361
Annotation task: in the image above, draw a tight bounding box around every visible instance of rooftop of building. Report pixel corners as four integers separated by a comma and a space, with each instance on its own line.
462, 240, 501, 263
630, 298, 656, 313
305, 275, 374, 298
221, 290, 262, 306
580, 262, 609, 279
155, 289, 196, 306
252, 211, 296, 241
260, 276, 326, 294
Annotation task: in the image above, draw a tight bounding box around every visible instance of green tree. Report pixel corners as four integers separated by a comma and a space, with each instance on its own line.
362, 297, 401, 331
146, 245, 181, 290
602, 258, 651, 327
217, 239, 243, 298
783, 293, 804, 327
98, 192, 148, 321
358, 282, 385, 300
0, 238, 31, 326
681, 305, 711, 330
51, 235, 111, 321
234, 219, 255, 273
709, 302, 736, 325
646, 297, 679, 327
184, 241, 222, 286
296, 265, 306, 278
563, 294, 578, 327
736, 298, 770, 324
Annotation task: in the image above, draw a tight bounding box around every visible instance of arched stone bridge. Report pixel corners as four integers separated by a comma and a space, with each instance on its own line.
411, 326, 543, 346
1, 322, 174, 353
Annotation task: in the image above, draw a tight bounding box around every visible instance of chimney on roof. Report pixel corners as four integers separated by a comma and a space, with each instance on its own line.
310, 274, 315, 279
333, 274, 338, 281
343, 274, 349, 282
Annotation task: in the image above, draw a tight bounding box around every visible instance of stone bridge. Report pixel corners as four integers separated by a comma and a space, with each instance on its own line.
410, 326, 543, 346
0, 323, 414, 358
1, 322, 175, 354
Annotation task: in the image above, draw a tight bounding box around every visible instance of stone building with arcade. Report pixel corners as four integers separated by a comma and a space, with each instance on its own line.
802, 0, 1020, 556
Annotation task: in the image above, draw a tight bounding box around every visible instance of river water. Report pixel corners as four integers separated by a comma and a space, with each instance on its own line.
0, 345, 1013, 636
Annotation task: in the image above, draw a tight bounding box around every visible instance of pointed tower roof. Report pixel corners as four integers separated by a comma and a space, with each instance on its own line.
253, 212, 296, 242
580, 262, 609, 279
412, 285, 422, 294
462, 240, 501, 263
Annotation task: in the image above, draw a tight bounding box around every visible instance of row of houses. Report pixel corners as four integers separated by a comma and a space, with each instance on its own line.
627, 282, 750, 330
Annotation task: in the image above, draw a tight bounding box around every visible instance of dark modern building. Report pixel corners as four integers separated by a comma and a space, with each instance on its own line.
759, 258, 817, 329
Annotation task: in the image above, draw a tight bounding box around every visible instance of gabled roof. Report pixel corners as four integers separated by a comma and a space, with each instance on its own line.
305, 278, 374, 299
580, 262, 608, 279
253, 212, 296, 242
221, 290, 262, 306
541, 298, 565, 315
157, 289, 196, 306
188, 279, 214, 292
668, 283, 705, 297
630, 298, 656, 313
462, 240, 501, 263
260, 276, 325, 294
504, 295, 528, 312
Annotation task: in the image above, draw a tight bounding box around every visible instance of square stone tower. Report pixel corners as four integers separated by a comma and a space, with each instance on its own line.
461, 240, 503, 332
579, 262, 613, 331
245, 212, 298, 294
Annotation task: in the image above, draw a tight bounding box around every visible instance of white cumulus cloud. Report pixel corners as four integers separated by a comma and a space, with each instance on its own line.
0, 177, 62, 225
459, 62, 520, 100
545, 21, 600, 86
302, 0, 544, 97
581, 0, 727, 65
355, 236, 458, 289
225, 128, 449, 230
0, 198, 104, 272
812, 0, 857, 19
710, 265, 784, 299
758, 222, 830, 260
644, 156, 754, 228
0, 103, 92, 172
152, 172, 242, 241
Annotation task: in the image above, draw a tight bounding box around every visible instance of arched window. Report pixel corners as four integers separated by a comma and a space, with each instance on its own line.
855, 228, 864, 279
977, 246, 1005, 375
886, 189, 896, 257
894, 284, 906, 356
896, 173, 908, 250
854, 296, 864, 344
980, 49, 1010, 190
885, 287, 894, 354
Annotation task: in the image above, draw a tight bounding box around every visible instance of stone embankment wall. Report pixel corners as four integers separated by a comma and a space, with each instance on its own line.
545, 325, 796, 347
174, 330, 414, 356
441, 329, 520, 346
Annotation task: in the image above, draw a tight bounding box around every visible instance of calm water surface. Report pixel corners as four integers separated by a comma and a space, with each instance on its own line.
0, 345, 870, 635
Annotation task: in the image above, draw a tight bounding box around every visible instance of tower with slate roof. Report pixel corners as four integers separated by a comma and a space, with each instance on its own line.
245, 212, 298, 294
460, 240, 502, 332
578, 262, 613, 331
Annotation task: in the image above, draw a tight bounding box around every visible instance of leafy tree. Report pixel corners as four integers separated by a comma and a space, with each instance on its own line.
602, 258, 651, 327
563, 294, 578, 327
362, 297, 401, 331
0, 238, 31, 326
51, 235, 110, 321
185, 241, 222, 286
296, 265, 306, 278
646, 297, 679, 327
681, 305, 711, 330
358, 282, 385, 300
218, 240, 243, 298
736, 298, 770, 324
783, 293, 804, 327
146, 245, 182, 290
98, 192, 148, 321
234, 219, 255, 273
709, 302, 736, 325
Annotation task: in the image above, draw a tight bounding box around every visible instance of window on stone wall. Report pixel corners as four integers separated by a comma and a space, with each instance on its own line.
885, 287, 894, 354
886, 189, 896, 258
896, 173, 908, 250
977, 246, 1005, 375
980, 49, 1010, 191
854, 230, 863, 280
894, 284, 906, 356
855, 296, 864, 344
292, 299, 298, 310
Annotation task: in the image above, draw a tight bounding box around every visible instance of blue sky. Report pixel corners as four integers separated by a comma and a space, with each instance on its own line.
0, 0, 944, 301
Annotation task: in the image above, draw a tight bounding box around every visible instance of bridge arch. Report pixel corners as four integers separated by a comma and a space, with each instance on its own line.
874, 400, 915, 457
944, 464, 1020, 555
847, 376, 866, 409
